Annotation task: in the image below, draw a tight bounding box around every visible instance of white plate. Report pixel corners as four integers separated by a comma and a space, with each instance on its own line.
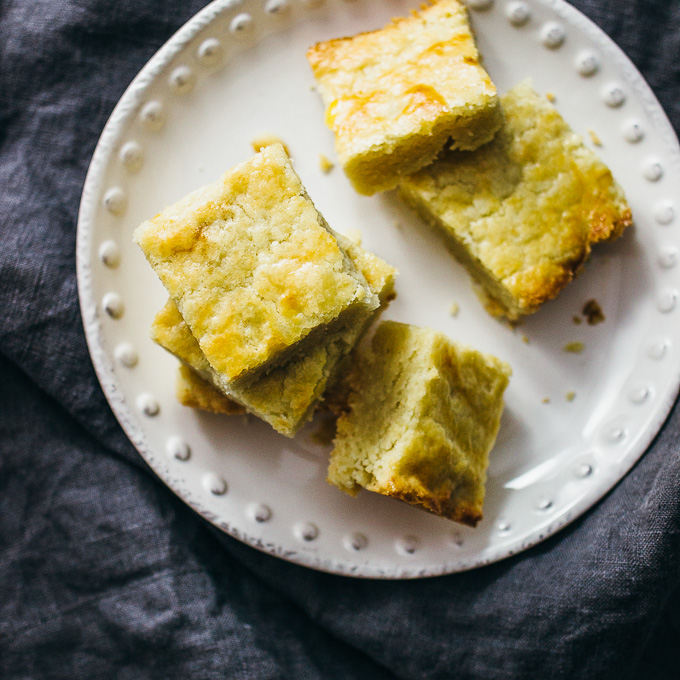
77, 0, 680, 578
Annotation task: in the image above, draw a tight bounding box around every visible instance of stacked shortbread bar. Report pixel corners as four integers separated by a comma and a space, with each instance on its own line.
149, 231, 396, 434
134, 144, 396, 436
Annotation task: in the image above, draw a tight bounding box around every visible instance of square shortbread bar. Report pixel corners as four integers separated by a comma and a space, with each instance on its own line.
151, 236, 397, 436
134, 144, 379, 389
399, 80, 632, 320
328, 321, 511, 526
307, 0, 502, 195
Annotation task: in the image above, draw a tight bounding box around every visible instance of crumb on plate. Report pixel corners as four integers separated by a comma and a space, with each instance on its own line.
319, 153, 335, 173
588, 128, 603, 146
564, 341, 585, 354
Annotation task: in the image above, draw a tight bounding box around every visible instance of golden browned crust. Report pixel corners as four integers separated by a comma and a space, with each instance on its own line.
383, 480, 483, 527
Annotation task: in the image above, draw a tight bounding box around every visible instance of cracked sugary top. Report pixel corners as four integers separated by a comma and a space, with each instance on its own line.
134, 143, 376, 383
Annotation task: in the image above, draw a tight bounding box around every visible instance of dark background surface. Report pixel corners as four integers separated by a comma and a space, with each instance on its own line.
1, 1, 680, 678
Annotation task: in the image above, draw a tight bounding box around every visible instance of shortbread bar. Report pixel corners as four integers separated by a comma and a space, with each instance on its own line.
152, 236, 397, 435
399, 80, 632, 320
307, 0, 502, 195
328, 321, 511, 526
134, 144, 378, 388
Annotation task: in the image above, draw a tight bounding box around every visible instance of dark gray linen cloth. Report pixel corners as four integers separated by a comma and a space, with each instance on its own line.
1, 1, 679, 678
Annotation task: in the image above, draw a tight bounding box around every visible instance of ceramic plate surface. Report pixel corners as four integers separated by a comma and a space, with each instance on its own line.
77, 0, 680, 578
